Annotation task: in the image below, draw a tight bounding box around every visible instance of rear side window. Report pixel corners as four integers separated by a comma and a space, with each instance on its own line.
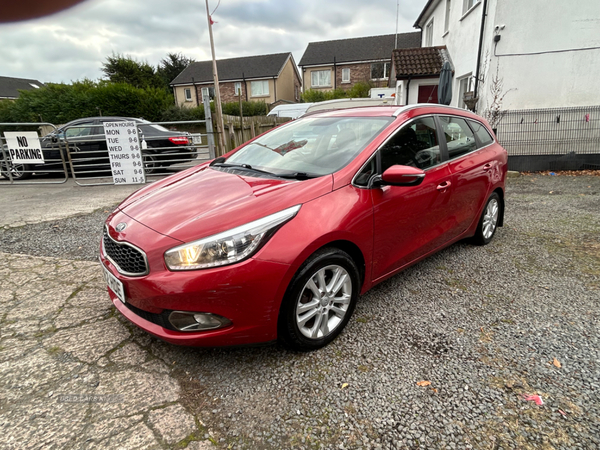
379, 117, 441, 172
64, 122, 96, 138
439, 116, 477, 160
468, 120, 494, 146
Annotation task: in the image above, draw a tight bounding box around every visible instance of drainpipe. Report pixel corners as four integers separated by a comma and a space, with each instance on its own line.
273, 76, 277, 102
192, 77, 198, 107
243, 72, 248, 101
333, 56, 337, 90
473, 0, 489, 112
405, 76, 412, 105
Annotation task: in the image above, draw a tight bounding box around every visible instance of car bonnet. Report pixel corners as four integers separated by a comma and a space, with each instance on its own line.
118, 166, 333, 243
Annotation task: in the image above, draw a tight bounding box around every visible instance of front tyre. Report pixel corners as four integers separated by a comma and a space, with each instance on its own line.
278, 247, 360, 351
472, 192, 500, 245
0, 161, 32, 180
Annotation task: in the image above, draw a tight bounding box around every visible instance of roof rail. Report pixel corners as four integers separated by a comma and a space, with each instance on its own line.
393, 103, 472, 117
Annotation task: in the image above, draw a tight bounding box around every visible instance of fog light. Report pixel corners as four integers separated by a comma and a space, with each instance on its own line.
168, 311, 232, 332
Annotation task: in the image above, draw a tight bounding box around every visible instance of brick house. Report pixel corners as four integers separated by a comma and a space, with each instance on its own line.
170, 53, 302, 108
298, 32, 422, 93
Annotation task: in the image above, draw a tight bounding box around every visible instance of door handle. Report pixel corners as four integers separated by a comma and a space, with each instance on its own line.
437, 181, 451, 191
483, 163, 492, 171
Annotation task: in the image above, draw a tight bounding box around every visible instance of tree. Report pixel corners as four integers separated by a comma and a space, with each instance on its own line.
157, 53, 195, 87
101, 53, 164, 90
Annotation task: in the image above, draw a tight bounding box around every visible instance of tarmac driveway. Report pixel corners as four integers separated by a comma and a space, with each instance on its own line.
0, 173, 599, 449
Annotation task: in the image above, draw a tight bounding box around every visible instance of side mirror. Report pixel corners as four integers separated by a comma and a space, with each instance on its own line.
374, 165, 425, 187
51, 135, 59, 143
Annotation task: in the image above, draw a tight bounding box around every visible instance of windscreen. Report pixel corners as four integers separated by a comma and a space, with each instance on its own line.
225, 116, 393, 176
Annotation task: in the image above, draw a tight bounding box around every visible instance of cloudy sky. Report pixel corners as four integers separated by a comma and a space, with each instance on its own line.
1, 0, 428, 84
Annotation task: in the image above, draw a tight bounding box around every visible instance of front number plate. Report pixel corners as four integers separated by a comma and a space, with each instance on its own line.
103, 265, 126, 304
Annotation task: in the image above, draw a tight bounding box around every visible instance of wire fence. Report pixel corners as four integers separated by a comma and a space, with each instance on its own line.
495, 105, 600, 171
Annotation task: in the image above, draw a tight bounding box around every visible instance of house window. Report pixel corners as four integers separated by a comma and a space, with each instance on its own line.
425, 19, 434, 46
462, 0, 479, 14
370, 62, 390, 80
457, 75, 472, 109
342, 68, 351, 83
201, 87, 215, 100
234, 82, 242, 96
444, 0, 451, 33
311, 70, 331, 87
251, 80, 269, 97
184, 88, 192, 102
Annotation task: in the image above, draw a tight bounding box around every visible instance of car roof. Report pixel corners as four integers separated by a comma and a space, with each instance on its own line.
305, 103, 488, 123
65, 116, 147, 125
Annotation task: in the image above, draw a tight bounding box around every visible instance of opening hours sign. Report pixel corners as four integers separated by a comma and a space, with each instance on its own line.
103, 121, 145, 185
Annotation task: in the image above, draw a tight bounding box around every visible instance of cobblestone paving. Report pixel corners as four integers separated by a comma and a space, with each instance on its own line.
0, 255, 213, 449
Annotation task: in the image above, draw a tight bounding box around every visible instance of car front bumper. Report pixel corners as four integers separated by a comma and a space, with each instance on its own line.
100, 211, 292, 347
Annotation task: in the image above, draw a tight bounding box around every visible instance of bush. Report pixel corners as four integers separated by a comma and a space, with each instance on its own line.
301, 83, 372, 103
160, 105, 205, 121
222, 100, 267, 117
0, 80, 173, 124
347, 81, 373, 99
301, 88, 346, 103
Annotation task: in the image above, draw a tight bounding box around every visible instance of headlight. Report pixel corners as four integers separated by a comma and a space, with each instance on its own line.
164, 205, 301, 270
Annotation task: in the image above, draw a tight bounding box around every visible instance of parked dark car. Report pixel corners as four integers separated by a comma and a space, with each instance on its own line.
1, 116, 195, 180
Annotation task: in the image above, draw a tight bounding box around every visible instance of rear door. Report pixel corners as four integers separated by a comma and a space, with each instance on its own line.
440, 115, 495, 233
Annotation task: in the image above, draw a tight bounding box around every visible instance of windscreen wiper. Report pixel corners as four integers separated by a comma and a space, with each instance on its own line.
276, 172, 319, 180
212, 163, 318, 180
211, 162, 279, 177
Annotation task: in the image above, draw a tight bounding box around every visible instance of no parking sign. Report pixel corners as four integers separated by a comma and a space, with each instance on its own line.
3, 131, 44, 164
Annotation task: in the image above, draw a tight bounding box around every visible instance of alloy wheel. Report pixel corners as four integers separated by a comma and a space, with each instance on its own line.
1, 161, 26, 180
482, 198, 499, 239
295, 265, 352, 340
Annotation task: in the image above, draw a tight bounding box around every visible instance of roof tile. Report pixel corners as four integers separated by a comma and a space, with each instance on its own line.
299, 32, 422, 66
392, 46, 450, 77
0, 76, 45, 99
171, 53, 292, 85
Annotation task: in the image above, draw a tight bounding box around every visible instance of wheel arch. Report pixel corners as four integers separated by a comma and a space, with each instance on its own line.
493, 187, 505, 227
276, 240, 364, 350
321, 240, 366, 291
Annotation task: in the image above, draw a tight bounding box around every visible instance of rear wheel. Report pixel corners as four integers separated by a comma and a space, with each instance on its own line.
1, 161, 32, 180
278, 247, 360, 351
143, 152, 158, 175
472, 192, 500, 245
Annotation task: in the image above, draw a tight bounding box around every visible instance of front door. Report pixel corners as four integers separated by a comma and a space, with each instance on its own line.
370, 116, 457, 281
418, 85, 439, 104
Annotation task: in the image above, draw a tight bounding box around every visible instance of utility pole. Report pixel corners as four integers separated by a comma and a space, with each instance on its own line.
205, 0, 226, 156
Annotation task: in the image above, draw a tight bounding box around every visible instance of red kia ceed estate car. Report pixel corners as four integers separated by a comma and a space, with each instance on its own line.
100, 104, 507, 351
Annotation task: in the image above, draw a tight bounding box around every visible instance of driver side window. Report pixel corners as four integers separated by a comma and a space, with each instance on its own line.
379, 117, 441, 173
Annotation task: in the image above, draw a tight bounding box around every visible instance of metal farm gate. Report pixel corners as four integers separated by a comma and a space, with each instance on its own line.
1, 119, 215, 186
63, 119, 214, 186
0, 122, 69, 184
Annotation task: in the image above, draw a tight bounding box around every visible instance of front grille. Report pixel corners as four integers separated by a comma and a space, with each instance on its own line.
103, 229, 148, 276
